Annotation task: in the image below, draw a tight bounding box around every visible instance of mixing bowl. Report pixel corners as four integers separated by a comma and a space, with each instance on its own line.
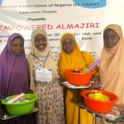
63, 69, 95, 86
2, 94, 38, 116
81, 90, 119, 113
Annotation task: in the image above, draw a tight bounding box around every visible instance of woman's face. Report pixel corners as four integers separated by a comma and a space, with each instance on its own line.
104, 29, 120, 48
10, 37, 24, 56
62, 38, 75, 54
34, 34, 47, 51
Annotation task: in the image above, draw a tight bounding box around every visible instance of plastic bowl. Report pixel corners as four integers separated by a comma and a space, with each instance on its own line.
2, 94, 38, 116
81, 90, 119, 113
63, 69, 95, 86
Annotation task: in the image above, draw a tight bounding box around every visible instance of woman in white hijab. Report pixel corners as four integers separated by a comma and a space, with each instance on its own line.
27, 28, 65, 124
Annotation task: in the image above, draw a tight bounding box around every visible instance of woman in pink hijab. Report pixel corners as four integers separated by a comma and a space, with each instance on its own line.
95, 24, 124, 124
100, 24, 124, 107
0, 33, 36, 124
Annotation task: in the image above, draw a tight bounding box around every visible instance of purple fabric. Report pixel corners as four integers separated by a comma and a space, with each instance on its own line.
0, 33, 29, 98
0, 33, 37, 124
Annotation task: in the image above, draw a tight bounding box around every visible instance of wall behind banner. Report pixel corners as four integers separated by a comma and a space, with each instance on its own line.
0, 0, 123, 60
108, 0, 124, 28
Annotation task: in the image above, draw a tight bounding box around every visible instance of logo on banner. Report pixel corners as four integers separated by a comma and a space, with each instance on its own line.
0, 0, 3, 5
73, 0, 106, 9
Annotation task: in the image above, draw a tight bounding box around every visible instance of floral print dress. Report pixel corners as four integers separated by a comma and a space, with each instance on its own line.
33, 52, 65, 124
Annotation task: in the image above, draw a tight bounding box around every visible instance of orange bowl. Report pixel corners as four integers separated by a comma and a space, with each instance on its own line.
63, 69, 95, 86
81, 90, 119, 113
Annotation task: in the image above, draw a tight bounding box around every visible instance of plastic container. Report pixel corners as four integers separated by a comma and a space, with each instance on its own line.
2, 94, 38, 116
63, 69, 95, 86
81, 90, 119, 113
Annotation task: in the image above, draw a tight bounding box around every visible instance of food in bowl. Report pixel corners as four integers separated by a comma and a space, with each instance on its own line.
88, 92, 110, 101
72, 68, 89, 73
72, 69, 81, 73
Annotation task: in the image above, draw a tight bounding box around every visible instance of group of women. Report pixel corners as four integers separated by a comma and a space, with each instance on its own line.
0, 24, 123, 124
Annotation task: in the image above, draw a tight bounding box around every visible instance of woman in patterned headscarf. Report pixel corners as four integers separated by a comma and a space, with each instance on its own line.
59, 33, 99, 124
27, 28, 65, 124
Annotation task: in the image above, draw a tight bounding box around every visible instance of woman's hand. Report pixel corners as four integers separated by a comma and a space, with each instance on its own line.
34, 101, 38, 107
90, 75, 101, 89
0, 107, 4, 118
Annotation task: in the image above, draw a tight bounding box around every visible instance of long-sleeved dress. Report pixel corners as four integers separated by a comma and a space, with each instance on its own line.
32, 52, 65, 124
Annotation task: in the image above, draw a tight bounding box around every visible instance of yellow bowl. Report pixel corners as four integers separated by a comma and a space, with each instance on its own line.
88, 93, 110, 101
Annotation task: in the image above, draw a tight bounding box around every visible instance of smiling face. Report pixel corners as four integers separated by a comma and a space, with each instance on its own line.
62, 38, 75, 54
34, 34, 47, 51
104, 29, 120, 48
10, 37, 24, 56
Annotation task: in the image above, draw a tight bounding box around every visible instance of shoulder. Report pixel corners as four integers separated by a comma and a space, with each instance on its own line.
27, 53, 31, 58
27, 53, 32, 62
52, 51, 61, 58
81, 51, 94, 58
51, 51, 61, 63
52, 51, 58, 55
81, 51, 95, 66
81, 51, 91, 55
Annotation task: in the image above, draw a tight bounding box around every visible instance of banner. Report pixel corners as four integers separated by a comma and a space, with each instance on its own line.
0, 0, 108, 59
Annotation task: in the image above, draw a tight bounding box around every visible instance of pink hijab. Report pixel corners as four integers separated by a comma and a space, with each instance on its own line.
100, 24, 124, 105
0, 33, 29, 99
